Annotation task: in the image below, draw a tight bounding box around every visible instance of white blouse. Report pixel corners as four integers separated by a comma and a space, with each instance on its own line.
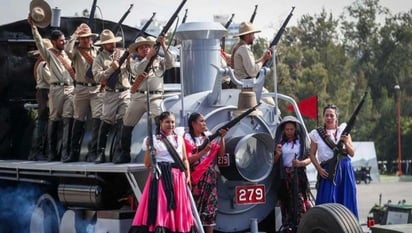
143, 134, 184, 163
281, 140, 301, 167
309, 123, 347, 163
184, 131, 213, 163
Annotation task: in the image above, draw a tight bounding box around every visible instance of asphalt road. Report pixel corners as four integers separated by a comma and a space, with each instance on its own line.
357, 176, 412, 224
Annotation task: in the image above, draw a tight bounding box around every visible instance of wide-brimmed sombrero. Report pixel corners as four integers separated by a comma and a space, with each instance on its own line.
29, 0, 52, 28
76, 23, 98, 38
128, 36, 156, 54
234, 21, 261, 37
94, 29, 122, 45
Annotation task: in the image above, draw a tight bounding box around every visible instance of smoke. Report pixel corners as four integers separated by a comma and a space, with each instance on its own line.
0, 182, 41, 233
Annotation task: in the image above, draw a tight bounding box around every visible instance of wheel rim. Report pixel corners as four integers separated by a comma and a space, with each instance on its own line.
30, 194, 62, 233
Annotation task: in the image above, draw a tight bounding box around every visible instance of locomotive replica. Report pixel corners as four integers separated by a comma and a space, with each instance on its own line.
0, 6, 363, 233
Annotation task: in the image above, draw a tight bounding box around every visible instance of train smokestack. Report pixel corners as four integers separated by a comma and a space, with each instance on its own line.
176, 22, 226, 96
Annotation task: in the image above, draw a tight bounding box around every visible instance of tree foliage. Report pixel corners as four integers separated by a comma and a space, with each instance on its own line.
254, 0, 412, 162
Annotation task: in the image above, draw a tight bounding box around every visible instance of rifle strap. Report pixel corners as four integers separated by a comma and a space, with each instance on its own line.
316, 127, 348, 155
78, 47, 94, 65
50, 48, 75, 80
161, 135, 187, 171
230, 43, 241, 68
130, 73, 147, 93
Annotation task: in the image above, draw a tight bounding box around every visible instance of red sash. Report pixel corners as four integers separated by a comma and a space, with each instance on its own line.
185, 138, 220, 185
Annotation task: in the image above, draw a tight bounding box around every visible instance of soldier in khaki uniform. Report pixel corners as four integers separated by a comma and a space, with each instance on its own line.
231, 21, 272, 81
28, 39, 53, 161
93, 29, 131, 163
231, 21, 274, 106
28, 1, 74, 162
112, 35, 175, 164
64, 23, 102, 162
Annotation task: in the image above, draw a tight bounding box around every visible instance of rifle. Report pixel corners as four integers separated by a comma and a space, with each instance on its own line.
86, 4, 136, 81
326, 91, 368, 180
291, 153, 298, 233
263, 6, 295, 67
145, 76, 161, 180
221, 13, 235, 51
143, 0, 187, 74
172, 9, 188, 46
105, 12, 156, 89
193, 103, 261, 153
250, 4, 258, 23
182, 9, 188, 24
111, 4, 134, 35
88, 0, 97, 32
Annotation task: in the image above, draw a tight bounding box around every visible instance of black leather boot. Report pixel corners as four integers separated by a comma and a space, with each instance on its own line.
47, 120, 60, 162
60, 118, 73, 162
63, 119, 84, 163
29, 119, 48, 161
86, 118, 101, 162
113, 125, 133, 164
95, 121, 112, 164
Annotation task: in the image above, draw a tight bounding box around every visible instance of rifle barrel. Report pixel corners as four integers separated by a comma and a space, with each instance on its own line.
111, 4, 134, 35
182, 9, 188, 24
263, 6, 295, 67
144, 0, 187, 73
194, 103, 261, 153
88, 0, 98, 31
221, 13, 235, 50
106, 12, 156, 89
250, 5, 258, 23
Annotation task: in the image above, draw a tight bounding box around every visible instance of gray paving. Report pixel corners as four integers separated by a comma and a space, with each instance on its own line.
357, 176, 412, 225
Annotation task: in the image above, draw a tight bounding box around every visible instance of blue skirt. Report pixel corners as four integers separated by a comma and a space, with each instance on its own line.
316, 156, 359, 219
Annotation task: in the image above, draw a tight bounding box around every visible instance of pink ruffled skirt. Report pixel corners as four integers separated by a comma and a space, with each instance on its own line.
129, 167, 195, 233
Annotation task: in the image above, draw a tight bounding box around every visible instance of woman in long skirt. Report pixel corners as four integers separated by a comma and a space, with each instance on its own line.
129, 111, 195, 233
308, 104, 358, 219
183, 112, 227, 233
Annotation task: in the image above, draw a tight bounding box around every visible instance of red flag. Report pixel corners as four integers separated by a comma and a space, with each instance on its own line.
287, 95, 318, 119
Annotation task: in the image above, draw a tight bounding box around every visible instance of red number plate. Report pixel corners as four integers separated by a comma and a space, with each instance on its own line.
235, 184, 265, 205
217, 153, 230, 167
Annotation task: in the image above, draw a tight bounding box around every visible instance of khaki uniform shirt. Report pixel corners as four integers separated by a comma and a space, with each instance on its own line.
92, 49, 131, 90
35, 61, 51, 89
232, 39, 263, 79
65, 35, 99, 85
32, 27, 74, 86
131, 49, 174, 92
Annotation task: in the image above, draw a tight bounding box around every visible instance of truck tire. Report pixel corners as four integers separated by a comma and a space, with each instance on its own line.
297, 203, 363, 233
30, 194, 63, 233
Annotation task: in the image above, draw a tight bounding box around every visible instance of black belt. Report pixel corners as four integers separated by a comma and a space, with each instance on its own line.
138, 90, 163, 95
105, 88, 129, 92
76, 82, 98, 87
51, 82, 69, 86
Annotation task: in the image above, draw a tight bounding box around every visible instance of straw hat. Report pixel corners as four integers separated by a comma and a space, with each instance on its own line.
76, 23, 98, 38
28, 38, 53, 56
234, 21, 261, 37
94, 29, 122, 45
29, 0, 52, 28
128, 36, 156, 53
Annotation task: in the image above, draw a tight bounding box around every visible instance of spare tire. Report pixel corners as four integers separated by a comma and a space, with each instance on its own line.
297, 203, 363, 233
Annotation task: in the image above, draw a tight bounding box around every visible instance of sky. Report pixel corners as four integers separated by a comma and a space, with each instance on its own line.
2, 0, 412, 39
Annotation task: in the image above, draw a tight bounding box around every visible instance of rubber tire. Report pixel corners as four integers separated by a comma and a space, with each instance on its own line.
297, 203, 363, 233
